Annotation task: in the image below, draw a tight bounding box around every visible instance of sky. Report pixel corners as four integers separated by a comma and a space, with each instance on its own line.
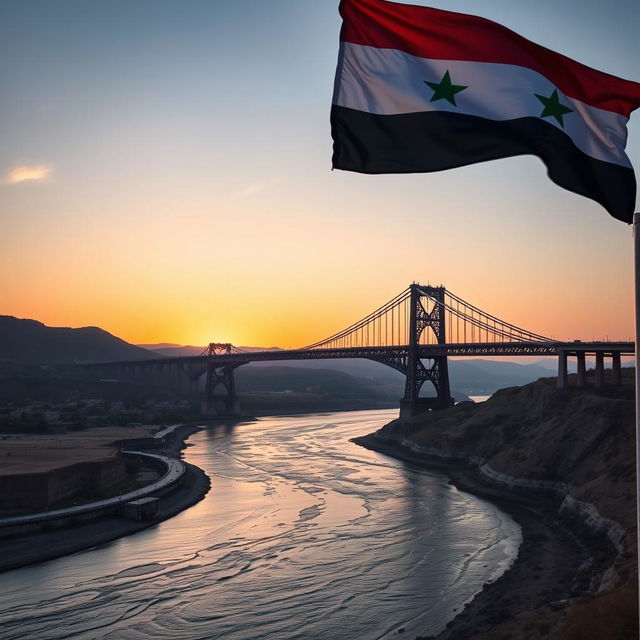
1, 0, 639, 348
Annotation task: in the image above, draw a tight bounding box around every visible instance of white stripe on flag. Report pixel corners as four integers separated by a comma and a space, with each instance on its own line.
334, 42, 632, 168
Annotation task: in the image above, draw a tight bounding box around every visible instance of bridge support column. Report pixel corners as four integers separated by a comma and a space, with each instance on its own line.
612, 352, 622, 385
202, 364, 241, 417
400, 390, 452, 418
557, 350, 568, 389
595, 353, 605, 389
576, 352, 587, 387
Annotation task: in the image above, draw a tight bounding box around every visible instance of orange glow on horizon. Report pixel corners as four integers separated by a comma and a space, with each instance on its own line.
4, 269, 634, 349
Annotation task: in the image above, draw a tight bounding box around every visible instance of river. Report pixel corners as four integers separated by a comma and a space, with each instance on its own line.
0, 409, 521, 640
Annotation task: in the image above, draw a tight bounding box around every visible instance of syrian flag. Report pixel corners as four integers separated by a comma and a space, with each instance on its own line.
331, 0, 640, 223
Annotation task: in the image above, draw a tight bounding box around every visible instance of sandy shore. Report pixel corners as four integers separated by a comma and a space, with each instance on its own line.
353, 434, 615, 640
0, 426, 211, 574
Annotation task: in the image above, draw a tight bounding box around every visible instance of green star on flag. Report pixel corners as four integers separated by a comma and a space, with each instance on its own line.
535, 89, 573, 127
425, 71, 468, 106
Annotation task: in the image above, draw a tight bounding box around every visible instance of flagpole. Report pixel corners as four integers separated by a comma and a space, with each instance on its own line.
634, 212, 640, 621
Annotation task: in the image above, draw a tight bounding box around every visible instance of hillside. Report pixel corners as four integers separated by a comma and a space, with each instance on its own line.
375, 377, 635, 539
238, 365, 374, 394
0, 316, 156, 364
448, 359, 555, 394
360, 373, 636, 639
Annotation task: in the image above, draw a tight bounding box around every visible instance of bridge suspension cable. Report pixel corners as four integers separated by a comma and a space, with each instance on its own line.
301, 288, 412, 350
301, 285, 552, 351
434, 289, 552, 344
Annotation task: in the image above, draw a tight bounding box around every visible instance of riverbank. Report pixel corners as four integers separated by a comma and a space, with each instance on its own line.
0, 425, 211, 573
355, 435, 614, 639
354, 377, 638, 639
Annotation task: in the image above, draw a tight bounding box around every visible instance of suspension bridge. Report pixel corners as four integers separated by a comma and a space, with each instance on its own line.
86, 284, 634, 417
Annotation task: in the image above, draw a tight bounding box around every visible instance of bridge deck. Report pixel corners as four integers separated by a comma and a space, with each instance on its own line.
85, 341, 635, 368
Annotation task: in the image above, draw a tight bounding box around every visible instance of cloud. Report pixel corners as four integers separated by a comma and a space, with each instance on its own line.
238, 175, 285, 198
240, 183, 262, 197
5, 165, 52, 184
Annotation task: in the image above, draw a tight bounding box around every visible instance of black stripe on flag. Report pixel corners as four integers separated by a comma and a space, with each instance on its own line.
331, 105, 636, 223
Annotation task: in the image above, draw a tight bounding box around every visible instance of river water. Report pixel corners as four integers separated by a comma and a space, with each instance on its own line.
0, 409, 521, 640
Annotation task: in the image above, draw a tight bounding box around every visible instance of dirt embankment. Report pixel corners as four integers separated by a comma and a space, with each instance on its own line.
361, 375, 637, 640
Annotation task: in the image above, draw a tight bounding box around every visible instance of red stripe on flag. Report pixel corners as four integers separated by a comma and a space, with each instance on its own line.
340, 0, 640, 117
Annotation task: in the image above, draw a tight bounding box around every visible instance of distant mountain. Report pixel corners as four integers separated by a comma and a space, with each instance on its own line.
527, 358, 557, 370
448, 359, 553, 394
250, 357, 554, 395
139, 344, 282, 357
137, 342, 182, 349
248, 357, 404, 382
140, 344, 204, 357
531, 358, 576, 372
237, 365, 380, 395
0, 316, 157, 364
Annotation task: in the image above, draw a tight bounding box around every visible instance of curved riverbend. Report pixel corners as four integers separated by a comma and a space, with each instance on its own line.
0, 409, 521, 640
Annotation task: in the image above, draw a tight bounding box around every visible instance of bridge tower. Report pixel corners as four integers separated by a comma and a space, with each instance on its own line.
201, 364, 241, 416
201, 344, 242, 416
400, 284, 454, 417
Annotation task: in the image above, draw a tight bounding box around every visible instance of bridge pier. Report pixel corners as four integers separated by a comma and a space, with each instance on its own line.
557, 350, 568, 389
612, 352, 622, 385
576, 352, 587, 387
595, 353, 605, 389
558, 349, 627, 390
202, 364, 241, 417
400, 396, 453, 418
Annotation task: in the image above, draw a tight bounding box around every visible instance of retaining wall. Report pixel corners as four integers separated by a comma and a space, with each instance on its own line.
0, 452, 185, 539
0, 457, 126, 512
